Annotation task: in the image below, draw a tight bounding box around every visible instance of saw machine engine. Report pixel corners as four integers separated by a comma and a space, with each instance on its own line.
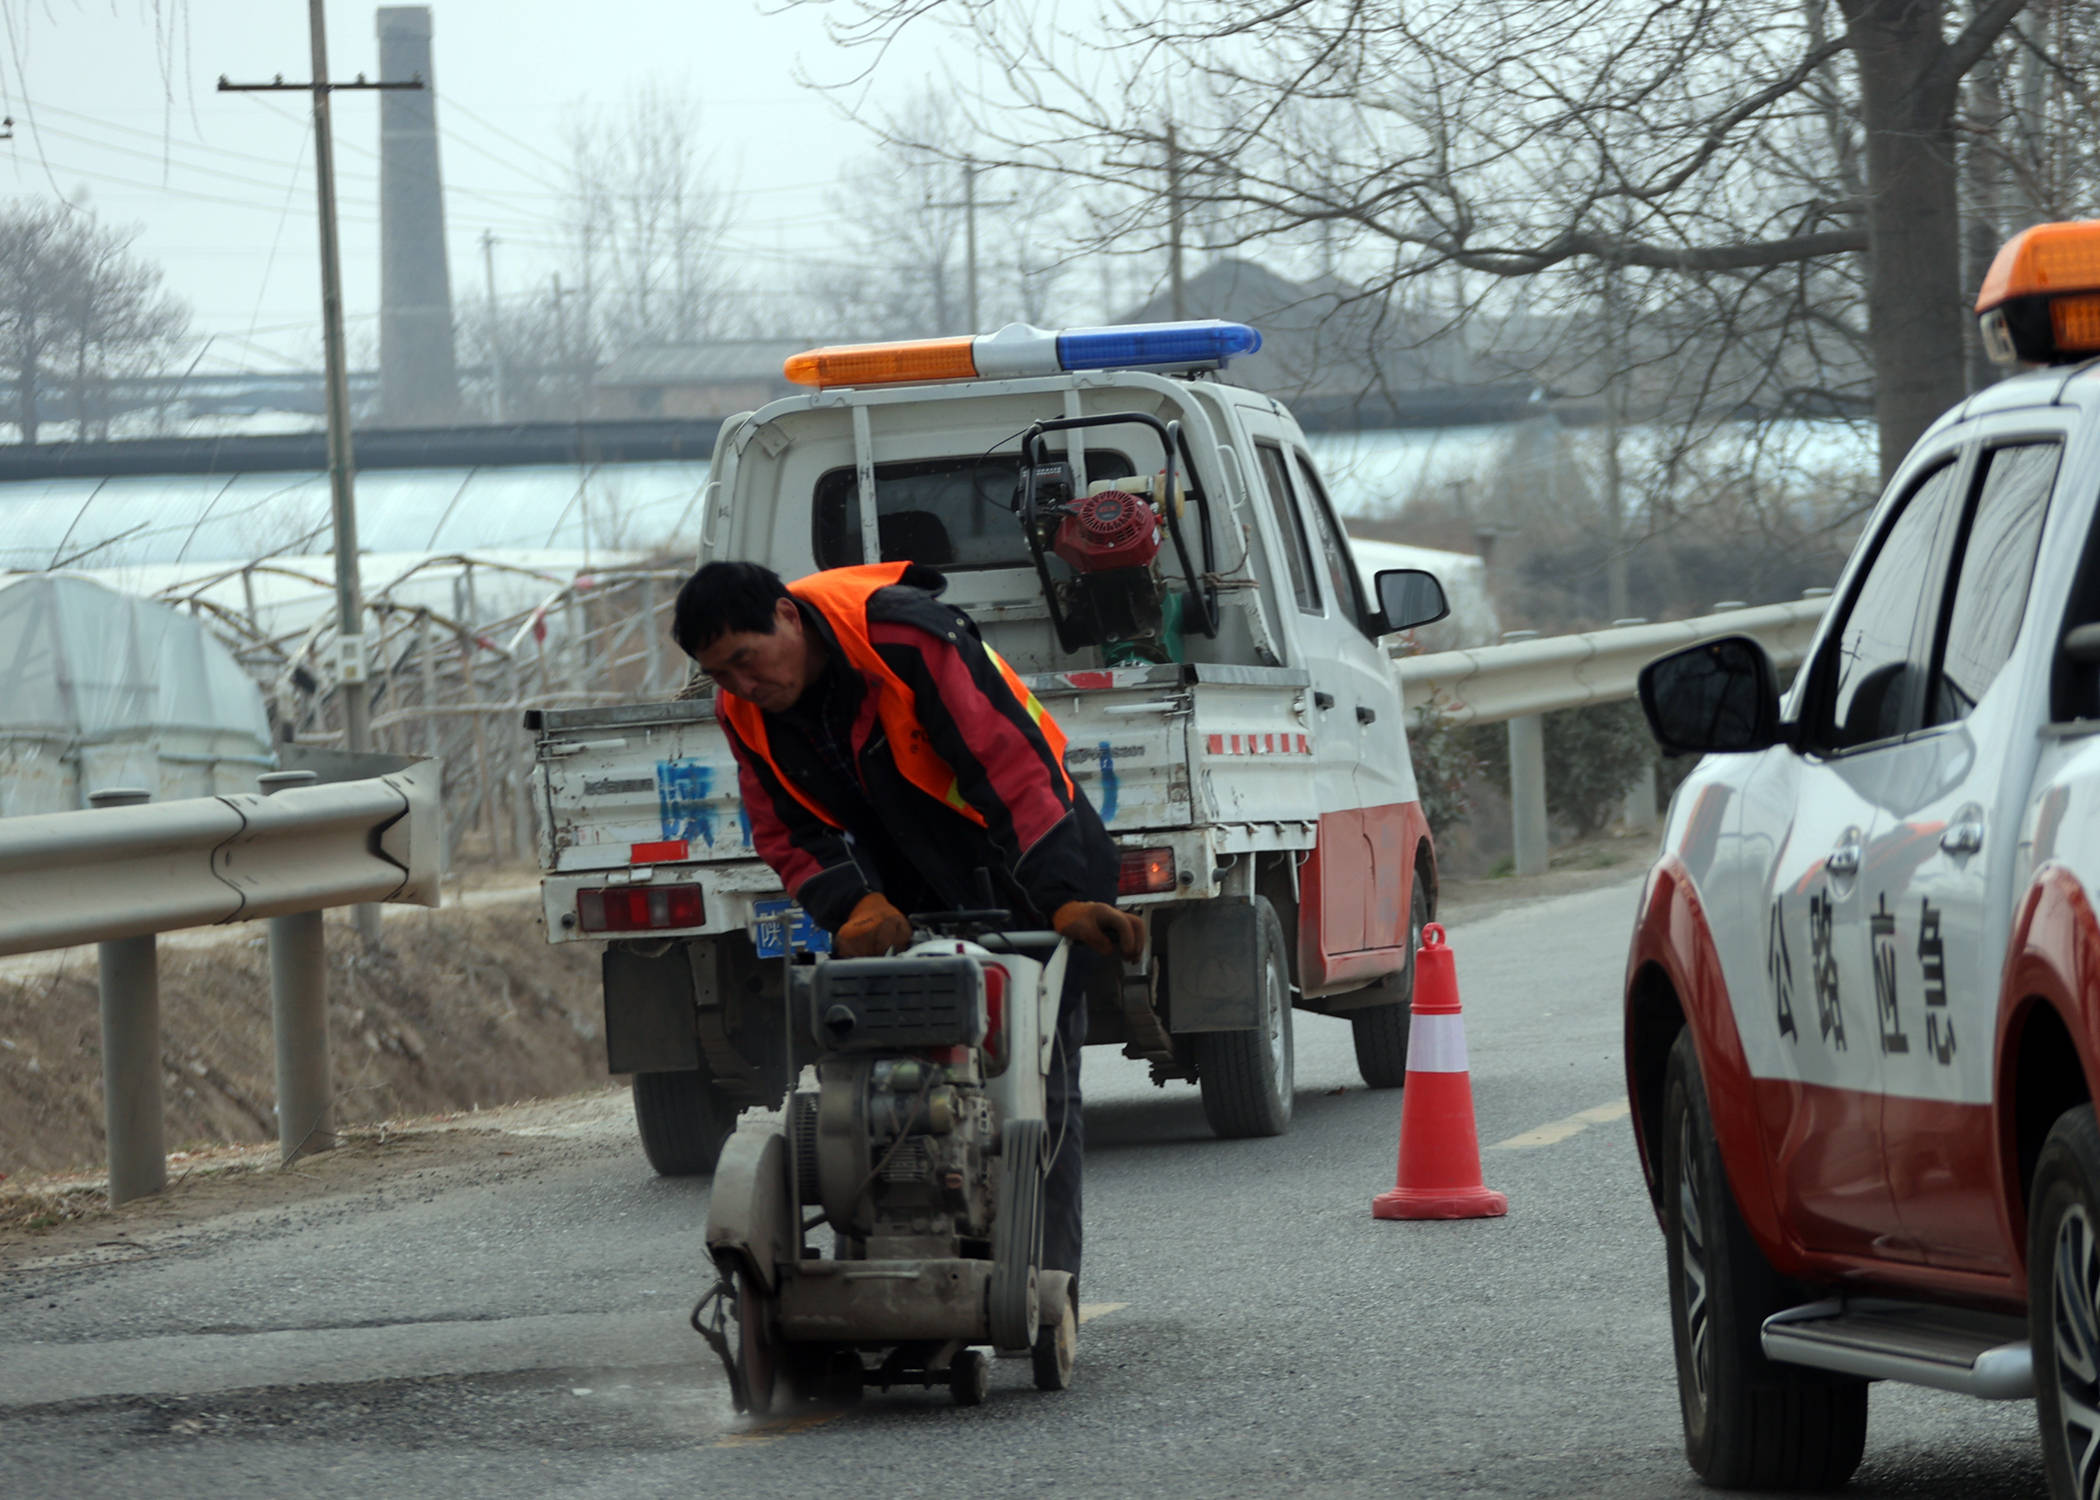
1013, 410, 1221, 662
698, 929, 1079, 1412
797, 958, 1003, 1258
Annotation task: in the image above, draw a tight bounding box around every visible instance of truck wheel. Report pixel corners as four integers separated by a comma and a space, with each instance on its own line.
1196, 897, 1295, 1139
1662, 1028, 1866, 1489
1351, 879, 1427, 1089
2029, 1103, 2100, 1500
631, 1068, 736, 1177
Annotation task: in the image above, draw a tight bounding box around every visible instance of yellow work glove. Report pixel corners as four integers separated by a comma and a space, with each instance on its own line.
836, 892, 913, 958
1052, 900, 1145, 960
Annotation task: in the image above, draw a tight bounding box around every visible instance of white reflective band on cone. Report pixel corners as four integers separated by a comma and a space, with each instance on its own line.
1405, 1012, 1470, 1074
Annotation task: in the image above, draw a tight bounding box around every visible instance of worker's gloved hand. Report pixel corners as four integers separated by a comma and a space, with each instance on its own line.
836, 892, 913, 958
1052, 900, 1145, 960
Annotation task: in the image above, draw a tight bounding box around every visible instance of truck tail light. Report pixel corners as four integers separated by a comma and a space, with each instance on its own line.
981, 963, 1009, 1073
577, 885, 704, 934
1117, 846, 1177, 895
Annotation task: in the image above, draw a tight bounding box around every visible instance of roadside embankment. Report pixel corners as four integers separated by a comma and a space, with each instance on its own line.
0, 875, 603, 1182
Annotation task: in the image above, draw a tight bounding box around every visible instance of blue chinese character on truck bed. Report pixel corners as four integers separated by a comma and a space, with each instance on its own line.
656, 760, 714, 846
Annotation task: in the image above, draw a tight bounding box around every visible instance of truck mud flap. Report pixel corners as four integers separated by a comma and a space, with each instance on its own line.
1165, 897, 1261, 1033
603, 942, 703, 1075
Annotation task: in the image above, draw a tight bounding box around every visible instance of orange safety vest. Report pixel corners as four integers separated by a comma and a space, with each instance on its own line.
717, 562, 1071, 831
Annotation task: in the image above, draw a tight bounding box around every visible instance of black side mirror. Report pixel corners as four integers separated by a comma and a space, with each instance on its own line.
1638, 636, 1783, 754
1371, 568, 1450, 634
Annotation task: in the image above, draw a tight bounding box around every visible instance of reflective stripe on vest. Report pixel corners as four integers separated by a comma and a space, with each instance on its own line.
719, 563, 1071, 831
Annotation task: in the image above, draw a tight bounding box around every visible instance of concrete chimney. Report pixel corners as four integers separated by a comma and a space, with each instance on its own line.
376, 6, 459, 424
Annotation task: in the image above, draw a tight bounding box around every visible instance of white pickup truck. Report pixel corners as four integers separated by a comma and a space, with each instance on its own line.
527, 320, 1452, 1174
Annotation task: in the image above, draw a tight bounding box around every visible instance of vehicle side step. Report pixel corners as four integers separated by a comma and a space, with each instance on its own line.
1760, 1298, 2032, 1399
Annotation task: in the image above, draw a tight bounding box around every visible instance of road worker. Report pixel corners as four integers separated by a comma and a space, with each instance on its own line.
670, 558, 1141, 1286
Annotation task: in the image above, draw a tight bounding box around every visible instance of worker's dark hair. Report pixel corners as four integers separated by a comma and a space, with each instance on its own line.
671, 561, 792, 658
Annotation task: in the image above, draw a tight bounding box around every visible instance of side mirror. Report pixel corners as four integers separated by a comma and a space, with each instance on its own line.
1638, 636, 1783, 754
1371, 568, 1450, 634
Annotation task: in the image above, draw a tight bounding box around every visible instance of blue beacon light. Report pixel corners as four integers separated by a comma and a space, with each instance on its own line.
1054, 319, 1262, 372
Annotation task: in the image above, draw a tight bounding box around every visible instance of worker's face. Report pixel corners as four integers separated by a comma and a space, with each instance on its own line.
697, 596, 812, 712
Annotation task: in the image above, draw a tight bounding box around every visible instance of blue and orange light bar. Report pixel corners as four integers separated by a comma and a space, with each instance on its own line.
783, 319, 1263, 389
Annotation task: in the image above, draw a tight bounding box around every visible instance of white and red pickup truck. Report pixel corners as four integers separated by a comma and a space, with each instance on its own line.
528, 319, 1453, 1174
1630, 221, 2100, 1497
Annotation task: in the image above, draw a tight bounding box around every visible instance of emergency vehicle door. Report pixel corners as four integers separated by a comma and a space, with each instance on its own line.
1756, 455, 1971, 1258
1858, 435, 2060, 1274
1243, 422, 1372, 959
1292, 446, 1420, 961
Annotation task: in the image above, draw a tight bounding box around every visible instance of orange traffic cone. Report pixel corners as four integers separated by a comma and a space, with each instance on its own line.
1372, 922, 1508, 1221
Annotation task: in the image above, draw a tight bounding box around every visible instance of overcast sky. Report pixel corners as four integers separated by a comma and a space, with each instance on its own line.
0, 0, 950, 374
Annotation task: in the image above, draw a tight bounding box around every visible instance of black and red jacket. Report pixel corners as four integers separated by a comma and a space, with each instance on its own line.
719, 563, 1117, 933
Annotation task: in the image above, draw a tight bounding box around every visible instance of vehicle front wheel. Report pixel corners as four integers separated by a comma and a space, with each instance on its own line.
1351, 877, 1427, 1089
1662, 1028, 1866, 1489
631, 1067, 737, 1176
1195, 897, 1294, 1139
2029, 1103, 2100, 1500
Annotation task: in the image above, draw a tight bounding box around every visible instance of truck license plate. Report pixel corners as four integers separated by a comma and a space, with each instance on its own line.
752, 898, 830, 958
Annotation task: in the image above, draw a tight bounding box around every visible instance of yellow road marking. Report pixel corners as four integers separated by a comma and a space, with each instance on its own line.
1491, 1098, 1630, 1150
1078, 1301, 1127, 1324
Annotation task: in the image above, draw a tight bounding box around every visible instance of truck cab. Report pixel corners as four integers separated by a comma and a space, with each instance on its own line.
530, 320, 1449, 1173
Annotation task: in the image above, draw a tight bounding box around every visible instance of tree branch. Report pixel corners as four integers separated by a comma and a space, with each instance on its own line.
1921, 0, 2029, 112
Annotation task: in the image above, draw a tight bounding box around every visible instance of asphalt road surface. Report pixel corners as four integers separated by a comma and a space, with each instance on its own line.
0, 878, 2050, 1498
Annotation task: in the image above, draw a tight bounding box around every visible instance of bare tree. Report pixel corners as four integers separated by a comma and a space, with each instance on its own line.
560, 84, 742, 363
800, 92, 1090, 337
791, 0, 2072, 481
454, 283, 564, 423
0, 199, 190, 444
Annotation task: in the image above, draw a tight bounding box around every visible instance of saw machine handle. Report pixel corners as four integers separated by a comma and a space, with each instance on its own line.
1016, 411, 1220, 645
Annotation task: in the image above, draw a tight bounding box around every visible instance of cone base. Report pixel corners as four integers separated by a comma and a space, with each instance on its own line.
1372, 1184, 1509, 1220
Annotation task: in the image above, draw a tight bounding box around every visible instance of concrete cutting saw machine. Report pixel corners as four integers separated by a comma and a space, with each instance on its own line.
693, 918, 1078, 1410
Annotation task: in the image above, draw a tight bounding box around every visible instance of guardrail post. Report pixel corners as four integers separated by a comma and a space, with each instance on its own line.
89, 786, 166, 1206
1508, 714, 1549, 877
261, 769, 335, 1162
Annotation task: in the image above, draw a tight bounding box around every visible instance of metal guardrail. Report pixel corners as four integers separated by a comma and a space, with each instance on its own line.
0, 759, 444, 1204
1395, 598, 1828, 723
1394, 597, 1830, 876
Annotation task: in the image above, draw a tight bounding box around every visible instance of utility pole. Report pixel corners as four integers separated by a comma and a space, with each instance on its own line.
551, 272, 570, 417
964, 165, 979, 331
222, 1, 420, 948
1166, 122, 1186, 320
482, 229, 505, 422
926, 159, 1017, 331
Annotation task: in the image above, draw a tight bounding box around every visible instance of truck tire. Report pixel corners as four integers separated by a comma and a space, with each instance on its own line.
1662, 1029, 1866, 1489
631, 1067, 737, 1177
2028, 1103, 2100, 1500
1351, 879, 1427, 1089
1195, 897, 1294, 1139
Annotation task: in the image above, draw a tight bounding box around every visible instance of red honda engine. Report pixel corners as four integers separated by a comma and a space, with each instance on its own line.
1051, 489, 1161, 573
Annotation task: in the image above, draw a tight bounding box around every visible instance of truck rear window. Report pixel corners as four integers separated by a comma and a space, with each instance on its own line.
813, 450, 1135, 570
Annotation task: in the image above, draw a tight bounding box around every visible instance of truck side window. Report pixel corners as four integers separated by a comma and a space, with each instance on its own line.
1929, 441, 2059, 723
1294, 453, 1372, 632
1254, 442, 1320, 613
1808, 461, 1963, 754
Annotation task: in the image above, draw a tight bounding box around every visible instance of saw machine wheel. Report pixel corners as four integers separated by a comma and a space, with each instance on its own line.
949, 1348, 991, 1407
1033, 1271, 1077, 1392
